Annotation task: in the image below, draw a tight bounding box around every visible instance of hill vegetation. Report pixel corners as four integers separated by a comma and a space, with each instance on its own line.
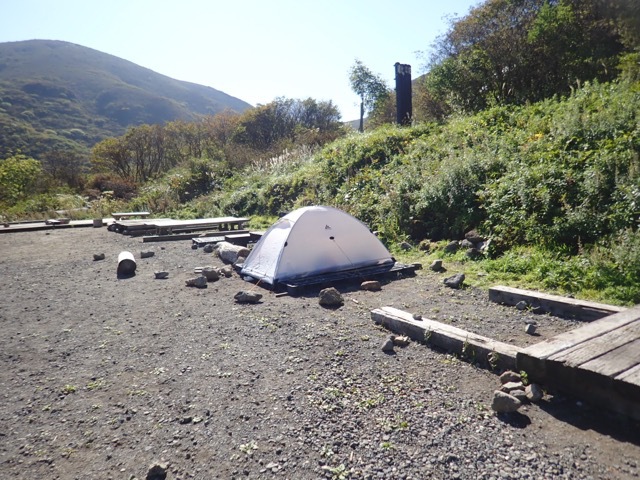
1, 0, 639, 305
0, 40, 251, 160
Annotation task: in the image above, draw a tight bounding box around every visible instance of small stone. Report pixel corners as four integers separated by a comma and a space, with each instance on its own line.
140, 251, 154, 259
93, 253, 105, 261
361, 280, 381, 291
219, 266, 233, 278
185, 276, 207, 288
500, 381, 525, 393
318, 287, 343, 307
234, 291, 262, 303
443, 273, 465, 289
381, 336, 395, 352
429, 259, 443, 272
412, 313, 423, 320
146, 462, 168, 480
444, 241, 460, 253
516, 301, 528, 310
526, 383, 544, 402
465, 229, 485, 243
510, 389, 528, 403
460, 239, 475, 249
499, 371, 522, 384
525, 323, 537, 335
201, 267, 220, 281
154, 271, 169, 279
399, 241, 412, 251
392, 335, 410, 347
203, 244, 214, 253
491, 390, 522, 413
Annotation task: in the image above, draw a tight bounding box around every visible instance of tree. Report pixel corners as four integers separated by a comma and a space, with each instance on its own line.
0, 154, 43, 206
349, 60, 390, 132
419, 0, 626, 118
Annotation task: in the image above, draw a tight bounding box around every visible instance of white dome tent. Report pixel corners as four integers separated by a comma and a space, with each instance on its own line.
240, 206, 400, 289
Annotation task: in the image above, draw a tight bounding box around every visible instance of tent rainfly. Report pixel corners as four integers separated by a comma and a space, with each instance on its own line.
240, 206, 394, 287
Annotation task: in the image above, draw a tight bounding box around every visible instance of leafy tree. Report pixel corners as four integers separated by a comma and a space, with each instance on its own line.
41, 149, 86, 190
420, 0, 626, 118
0, 154, 43, 206
349, 60, 390, 132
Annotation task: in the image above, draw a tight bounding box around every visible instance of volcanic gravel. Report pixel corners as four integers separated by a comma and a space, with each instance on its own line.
0, 226, 638, 479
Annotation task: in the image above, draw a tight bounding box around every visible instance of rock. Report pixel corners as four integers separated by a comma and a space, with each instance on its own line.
154, 271, 169, 279
93, 253, 105, 261
234, 291, 262, 303
510, 389, 528, 403
191, 243, 198, 250
500, 381, 525, 393
235, 256, 246, 266
418, 239, 431, 252
516, 301, 528, 310
146, 462, 168, 480
465, 229, 485, 243
491, 390, 522, 413
413, 313, 423, 320
140, 251, 154, 259
318, 287, 343, 307
465, 248, 482, 259
392, 335, 410, 347
217, 241, 250, 265
361, 280, 382, 291
219, 266, 234, 278
399, 241, 412, 251
526, 383, 544, 402
185, 276, 207, 288
499, 371, 522, 384
429, 259, 443, 272
525, 323, 537, 335
203, 244, 214, 253
201, 267, 220, 281
381, 336, 395, 352
443, 273, 465, 289
460, 239, 475, 249
444, 241, 460, 253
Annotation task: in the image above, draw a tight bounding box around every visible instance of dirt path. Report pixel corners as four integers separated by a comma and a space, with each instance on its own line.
0, 227, 638, 479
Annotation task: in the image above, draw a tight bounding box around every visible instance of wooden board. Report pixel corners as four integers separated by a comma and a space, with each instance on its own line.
516, 305, 640, 420
489, 285, 626, 321
371, 306, 522, 371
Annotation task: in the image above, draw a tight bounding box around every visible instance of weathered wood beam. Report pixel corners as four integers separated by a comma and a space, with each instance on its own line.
371, 306, 522, 371
489, 285, 626, 321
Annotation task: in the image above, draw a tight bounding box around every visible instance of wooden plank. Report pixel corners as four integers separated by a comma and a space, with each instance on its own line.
489, 285, 626, 321
111, 211, 151, 220
616, 363, 640, 386
371, 306, 522, 371
548, 318, 640, 367
580, 338, 640, 377
519, 305, 640, 362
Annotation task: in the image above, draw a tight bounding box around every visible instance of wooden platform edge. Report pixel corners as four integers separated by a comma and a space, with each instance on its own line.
517, 305, 640, 421
489, 285, 626, 321
371, 306, 522, 371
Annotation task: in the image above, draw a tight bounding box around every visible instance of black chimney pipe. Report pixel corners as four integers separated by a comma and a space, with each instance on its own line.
395, 63, 412, 126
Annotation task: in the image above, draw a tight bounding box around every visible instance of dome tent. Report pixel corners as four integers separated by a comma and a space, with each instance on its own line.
240, 206, 394, 287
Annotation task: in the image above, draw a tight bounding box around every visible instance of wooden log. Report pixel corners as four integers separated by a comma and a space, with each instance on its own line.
489, 285, 626, 321
371, 306, 522, 371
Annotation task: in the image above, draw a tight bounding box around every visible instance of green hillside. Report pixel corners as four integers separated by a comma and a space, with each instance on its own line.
0, 40, 251, 158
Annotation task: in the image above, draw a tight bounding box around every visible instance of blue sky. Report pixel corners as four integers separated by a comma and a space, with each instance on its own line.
0, 0, 480, 121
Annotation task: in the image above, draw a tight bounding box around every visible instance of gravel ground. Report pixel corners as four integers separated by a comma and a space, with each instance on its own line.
0, 226, 638, 480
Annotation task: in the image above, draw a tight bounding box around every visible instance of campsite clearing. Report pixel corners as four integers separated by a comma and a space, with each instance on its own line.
0, 227, 638, 479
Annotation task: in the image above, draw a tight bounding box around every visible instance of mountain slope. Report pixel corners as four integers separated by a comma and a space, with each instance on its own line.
0, 39, 252, 158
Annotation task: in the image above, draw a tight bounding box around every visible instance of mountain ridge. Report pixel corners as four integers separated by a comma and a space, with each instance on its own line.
0, 39, 252, 158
